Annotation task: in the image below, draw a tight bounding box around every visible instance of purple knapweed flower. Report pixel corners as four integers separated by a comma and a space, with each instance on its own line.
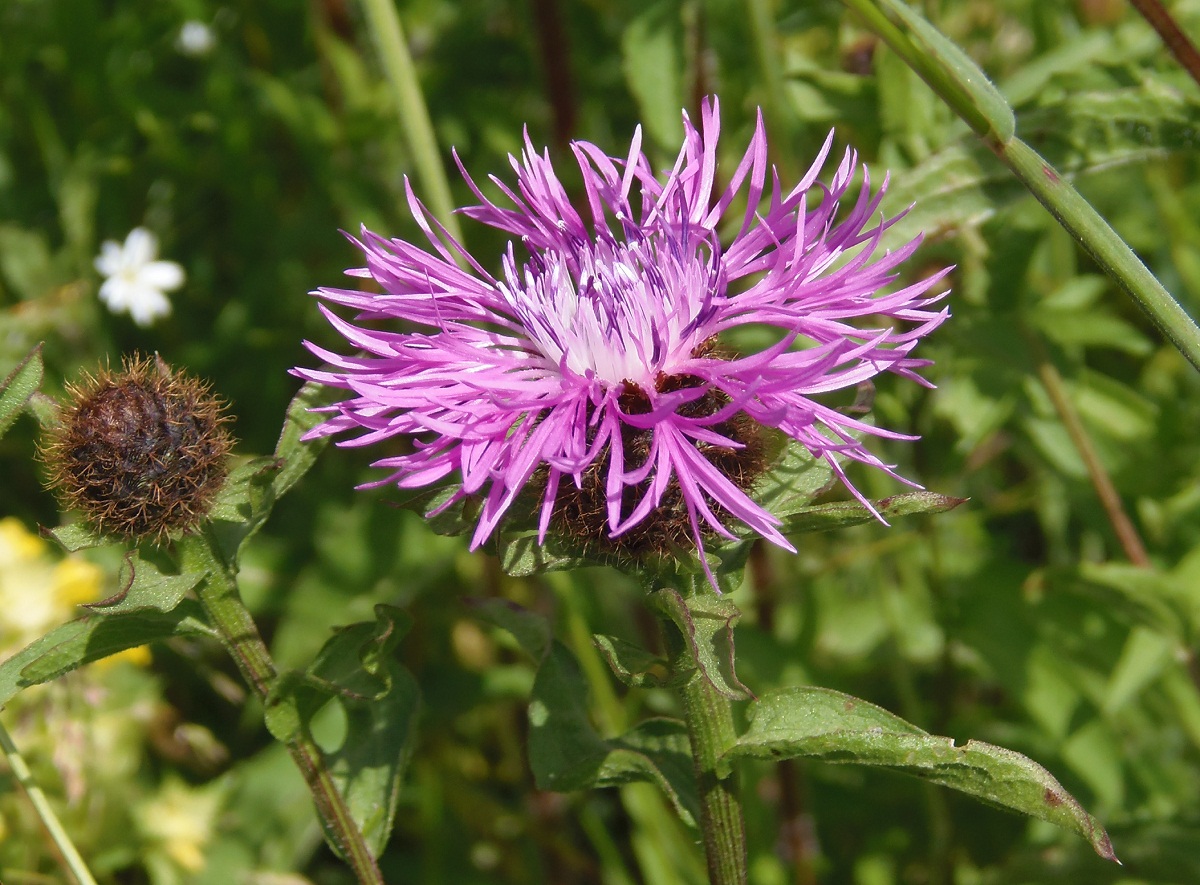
296, 98, 949, 579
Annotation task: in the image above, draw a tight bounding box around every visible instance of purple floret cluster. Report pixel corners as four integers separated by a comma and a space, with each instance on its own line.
296, 98, 949, 575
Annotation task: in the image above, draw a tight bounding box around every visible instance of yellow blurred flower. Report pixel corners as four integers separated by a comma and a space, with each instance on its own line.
0, 516, 148, 666
135, 777, 223, 873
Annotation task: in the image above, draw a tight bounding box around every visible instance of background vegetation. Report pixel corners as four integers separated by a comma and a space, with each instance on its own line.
2, 0, 1200, 882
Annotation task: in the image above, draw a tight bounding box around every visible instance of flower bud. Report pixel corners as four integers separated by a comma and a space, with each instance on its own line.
41, 355, 233, 542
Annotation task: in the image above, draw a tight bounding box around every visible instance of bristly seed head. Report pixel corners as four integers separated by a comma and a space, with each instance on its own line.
41, 355, 233, 542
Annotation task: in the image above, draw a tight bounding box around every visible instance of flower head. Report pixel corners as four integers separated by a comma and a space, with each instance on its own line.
296, 99, 948, 577
94, 227, 185, 326
41, 355, 233, 542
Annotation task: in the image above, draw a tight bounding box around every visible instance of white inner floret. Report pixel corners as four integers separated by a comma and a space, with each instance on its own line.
500, 234, 720, 388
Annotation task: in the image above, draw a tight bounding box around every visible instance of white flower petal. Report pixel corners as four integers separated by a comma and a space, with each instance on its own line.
127, 287, 172, 327
123, 227, 159, 267
94, 240, 124, 276
142, 260, 186, 291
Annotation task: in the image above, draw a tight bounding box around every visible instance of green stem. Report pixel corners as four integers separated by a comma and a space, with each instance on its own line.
994, 136, 1200, 373
359, 0, 464, 246
681, 670, 748, 885
0, 721, 99, 885
189, 528, 384, 885
841, 0, 1200, 374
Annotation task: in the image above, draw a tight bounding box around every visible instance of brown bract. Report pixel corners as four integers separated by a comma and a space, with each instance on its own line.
41, 355, 234, 542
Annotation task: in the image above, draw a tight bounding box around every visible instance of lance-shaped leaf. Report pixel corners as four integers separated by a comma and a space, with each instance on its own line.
0, 343, 43, 440
781, 491, 967, 535
0, 602, 216, 708
727, 686, 1118, 862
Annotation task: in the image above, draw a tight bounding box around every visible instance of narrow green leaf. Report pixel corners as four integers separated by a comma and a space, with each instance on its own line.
43, 522, 105, 552
729, 686, 1118, 862
0, 602, 215, 707
272, 382, 339, 500
0, 343, 44, 440
648, 588, 750, 701
781, 491, 966, 535
620, 2, 684, 148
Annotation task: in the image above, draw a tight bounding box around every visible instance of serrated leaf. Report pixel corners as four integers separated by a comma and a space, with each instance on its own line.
0, 601, 215, 707
528, 642, 698, 826
781, 491, 966, 535
728, 686, 1118, 862
593, 634, 672, 688
648, 588, 750, 700
0, 343, 43, 440
466, 597, 552, 662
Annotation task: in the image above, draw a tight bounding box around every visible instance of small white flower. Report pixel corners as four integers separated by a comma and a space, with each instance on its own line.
177, 20, 216, 57
94, 227, 185, 327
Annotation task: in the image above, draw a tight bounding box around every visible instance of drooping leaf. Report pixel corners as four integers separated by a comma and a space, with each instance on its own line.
527, 641, 698, 826
262, 605, 419, 859
0, 343, 43, 440
728, 686, 1118, 862
466, 597, 552, 663
593, 634, 672, 688
0, 602, 216, 708
648, 588, 750, 700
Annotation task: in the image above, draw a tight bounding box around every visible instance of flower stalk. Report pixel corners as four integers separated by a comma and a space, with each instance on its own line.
681, 668, 748, 884
188, 526, 385, 885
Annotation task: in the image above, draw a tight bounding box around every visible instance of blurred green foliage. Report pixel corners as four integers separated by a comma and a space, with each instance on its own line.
3, 0, 1200, 882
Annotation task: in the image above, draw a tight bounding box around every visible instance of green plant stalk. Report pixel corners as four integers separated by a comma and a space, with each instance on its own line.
995, 136, 1200, 373
0, 721, 99, 885
681, 669, 748, 885
840, 0, 1200, 373
359, 0, 465, 247
190, 527, 385, 885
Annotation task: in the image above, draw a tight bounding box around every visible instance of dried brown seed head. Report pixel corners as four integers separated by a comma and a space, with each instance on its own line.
41, 355, 234, 542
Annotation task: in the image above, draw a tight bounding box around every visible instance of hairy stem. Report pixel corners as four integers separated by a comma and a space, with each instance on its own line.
190, 527, 384, 885
0, 721, 99, 885
681, 669, 748, 885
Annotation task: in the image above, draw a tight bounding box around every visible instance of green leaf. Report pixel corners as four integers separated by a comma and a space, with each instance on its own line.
527, 641, 698, 826
0, 343, 44, 440
208, 383, 340, 559
497, 531, 595, 578
43, 522, 105, 552
0, 602, 216, 708
728, 686, 1118, 862
648, 588, 750, 701
83, 552, 205, 614
466, 597, 552, 662
593, 634, 672, 688
263, 605, 419, 858
750, 437, 836, 521
780, 491, 967, 535
1039, 562, 1189, 643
